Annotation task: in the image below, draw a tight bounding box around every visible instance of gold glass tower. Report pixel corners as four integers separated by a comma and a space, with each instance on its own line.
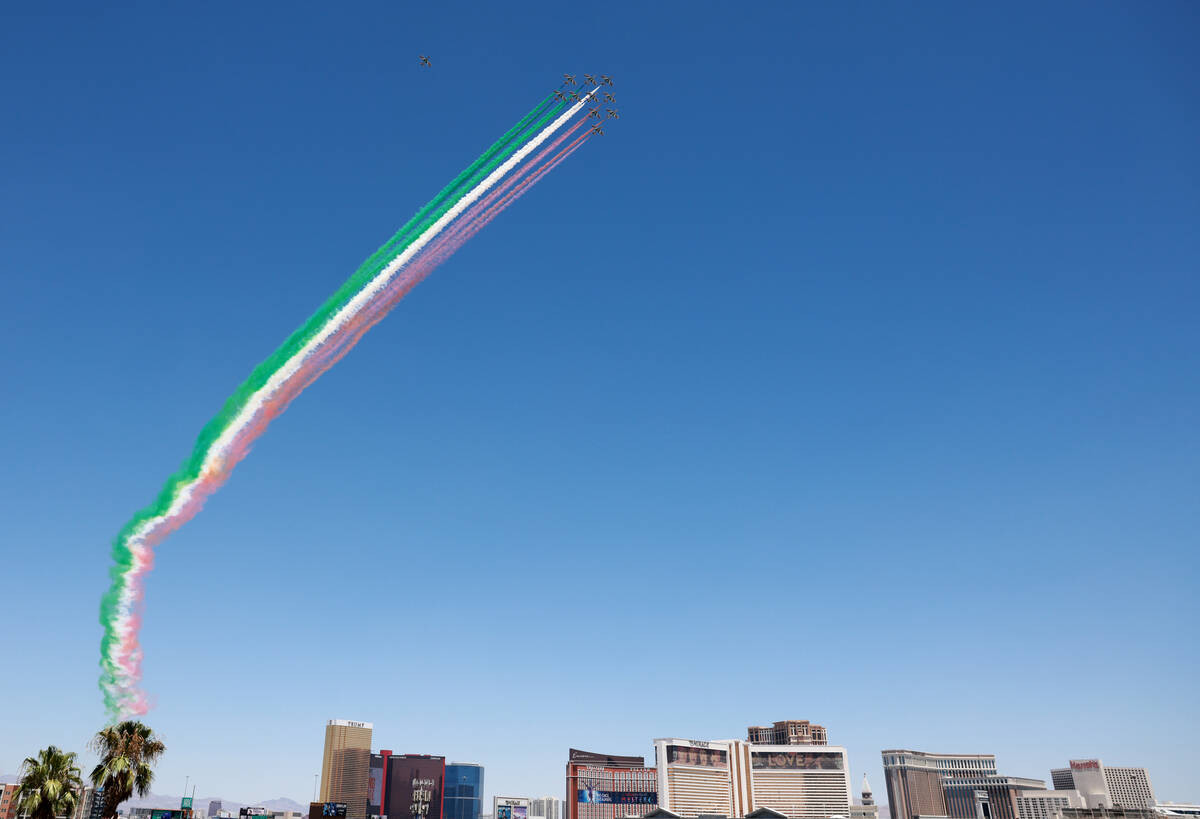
320, 719, 374, 819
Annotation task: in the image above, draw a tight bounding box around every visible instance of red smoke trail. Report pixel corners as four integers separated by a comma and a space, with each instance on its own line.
432, 131, 592, 256
429, 117, 589, 253
289, 120, 592, 384
211, 130, 596, 469
299, 129, 594, 369
350, 130, 594, 333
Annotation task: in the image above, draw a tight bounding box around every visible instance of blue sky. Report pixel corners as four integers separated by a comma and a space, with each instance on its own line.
1, 0, 1197, 807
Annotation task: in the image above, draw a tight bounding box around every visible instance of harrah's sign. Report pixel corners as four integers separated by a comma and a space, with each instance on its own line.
1070, 760, 1100, 770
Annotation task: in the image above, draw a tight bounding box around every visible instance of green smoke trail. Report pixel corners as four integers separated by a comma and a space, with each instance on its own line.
99, 92, 566, 717
360, 94, 557, 275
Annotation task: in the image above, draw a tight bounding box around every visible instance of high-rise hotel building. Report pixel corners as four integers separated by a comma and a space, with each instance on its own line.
888, 744, 1008, 816
566, 748, 658, 819
882, 751, 1001, 819
653, 738, 850, 819
320, 720, 374, 819
445, 764, 485, 819
882, 750, 1051, 819
1049, 761, 1155, 810
531, 798, 561, 819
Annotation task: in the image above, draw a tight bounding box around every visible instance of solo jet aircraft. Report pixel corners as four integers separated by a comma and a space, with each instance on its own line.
606, 108, 619, 119
563, 73, 577, 85
419, 55, 432, 67
590, 124, 604, 135
603, 92, 616, 103
599, 74, 614, 86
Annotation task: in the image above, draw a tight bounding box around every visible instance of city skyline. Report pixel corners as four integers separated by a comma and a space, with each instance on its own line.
2, 733, 1194, 817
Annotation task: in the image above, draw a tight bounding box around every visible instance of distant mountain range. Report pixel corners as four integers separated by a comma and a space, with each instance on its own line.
0, 778, 305, 814
119, 794, 307, 814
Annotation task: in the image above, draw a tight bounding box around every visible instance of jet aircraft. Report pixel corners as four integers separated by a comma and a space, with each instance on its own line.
599, 75, 614, 86
606, 108, 619, 119
584, 74, 598, 86
419, 55, 432, 67
590, 124, 604, 135
585, 108, 602, 119
553, 90, 567, 101
563, 73, 577, 85
603, 92, 616, 103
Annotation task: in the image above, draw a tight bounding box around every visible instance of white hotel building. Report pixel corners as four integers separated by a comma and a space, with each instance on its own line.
1049, 760, 1156, 810
653, 738, 850, 819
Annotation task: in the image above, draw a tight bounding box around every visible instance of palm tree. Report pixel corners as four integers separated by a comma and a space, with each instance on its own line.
14, 745, 84, 819
89, 721, 166, 819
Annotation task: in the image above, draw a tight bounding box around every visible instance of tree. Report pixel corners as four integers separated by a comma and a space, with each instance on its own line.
89, 721, 166, 819
14, 745, 84, 819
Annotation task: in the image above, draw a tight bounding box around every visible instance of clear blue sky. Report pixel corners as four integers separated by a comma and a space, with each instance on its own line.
1, 0, 1197, 807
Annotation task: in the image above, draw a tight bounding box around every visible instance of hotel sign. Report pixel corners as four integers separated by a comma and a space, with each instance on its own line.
751, 751, 844, 771
666, 746, 728, 768
1070, 760, 1100, 771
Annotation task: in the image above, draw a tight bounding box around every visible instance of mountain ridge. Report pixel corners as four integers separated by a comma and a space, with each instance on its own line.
119, 794, 307, 814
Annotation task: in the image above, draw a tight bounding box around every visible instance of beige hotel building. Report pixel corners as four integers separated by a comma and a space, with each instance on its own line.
653, 738, 850, 819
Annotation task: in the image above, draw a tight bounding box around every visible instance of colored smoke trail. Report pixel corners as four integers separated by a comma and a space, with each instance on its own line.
292, 130, 597, 387
99, 88, 603, 718
214, 128, 598, 473
428, 119, 590, 257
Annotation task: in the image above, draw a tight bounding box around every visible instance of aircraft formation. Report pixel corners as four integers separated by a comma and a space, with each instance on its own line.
413, 63, 616, 135
562, 73, 617, 136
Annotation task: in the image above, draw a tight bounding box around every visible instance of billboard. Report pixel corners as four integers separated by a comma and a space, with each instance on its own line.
666, 745, 728, 768
495, 797, 530, 819
385, 755, 445, 819
750, 751, 844, 770
323, 805, 348, 818
577, 791, 656, 805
